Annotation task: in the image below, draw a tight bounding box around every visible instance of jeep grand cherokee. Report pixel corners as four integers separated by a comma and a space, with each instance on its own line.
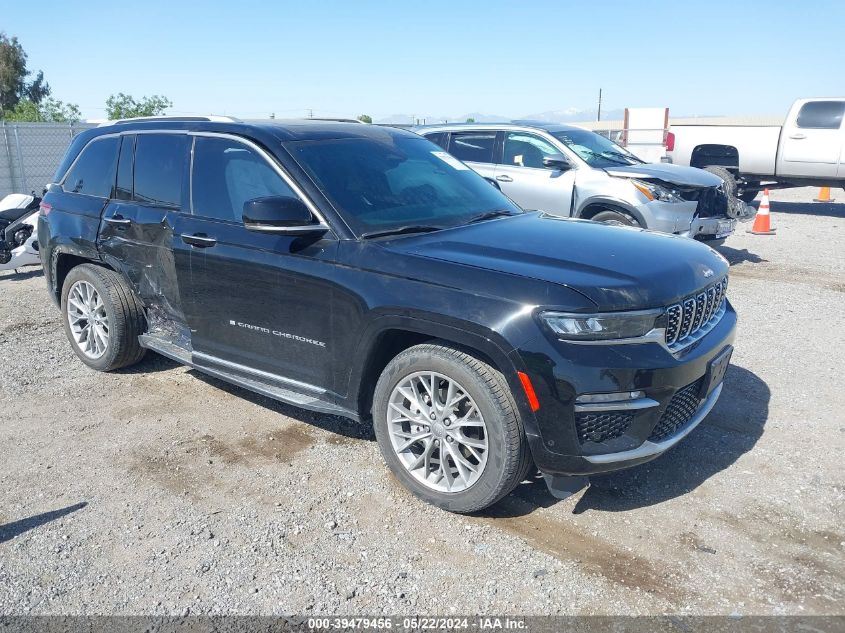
38, 117, 736, 513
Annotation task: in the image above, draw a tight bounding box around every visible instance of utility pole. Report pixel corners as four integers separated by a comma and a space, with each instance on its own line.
597, 88, 602, 122
307, 109, 313, 119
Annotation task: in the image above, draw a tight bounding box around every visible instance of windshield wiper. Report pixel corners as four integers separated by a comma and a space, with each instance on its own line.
467, 209, 516, 224
601, 150, 645, 164
360, 225, 443, 239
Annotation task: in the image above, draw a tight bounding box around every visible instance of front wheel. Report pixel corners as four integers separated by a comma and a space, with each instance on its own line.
590, 209, 641, 228
372, 343, 532, 513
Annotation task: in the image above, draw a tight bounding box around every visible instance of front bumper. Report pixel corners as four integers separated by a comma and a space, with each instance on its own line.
512, 301, 737, 477
684, 216, 736, 240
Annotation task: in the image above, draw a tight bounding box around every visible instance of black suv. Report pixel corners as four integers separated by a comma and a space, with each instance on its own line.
39, 118, 736, 513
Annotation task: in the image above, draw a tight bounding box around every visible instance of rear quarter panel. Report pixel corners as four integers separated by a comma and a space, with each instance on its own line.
38, 190, 108, 299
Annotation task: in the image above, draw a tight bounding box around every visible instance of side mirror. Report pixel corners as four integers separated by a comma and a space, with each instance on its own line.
243, 196, 328, 235
542, 154, 572, 171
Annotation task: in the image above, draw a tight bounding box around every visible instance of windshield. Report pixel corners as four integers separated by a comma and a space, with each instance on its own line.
287, 134, 521, 236
550, 129, 644, 168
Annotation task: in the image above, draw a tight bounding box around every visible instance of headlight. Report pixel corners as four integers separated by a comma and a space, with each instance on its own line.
540, 310, 662, 341
631, 179, 684, 203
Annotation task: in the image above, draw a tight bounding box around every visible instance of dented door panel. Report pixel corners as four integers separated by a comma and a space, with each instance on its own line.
98, 203, 191, 336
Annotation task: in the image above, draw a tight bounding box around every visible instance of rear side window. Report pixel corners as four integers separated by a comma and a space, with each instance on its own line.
796, 101, 845, 129
62, 137, 120, 198
423, 132, 447, 149
114, 135, 135, 201
448, 132, 497, 164
133, 134, 188, 208
191, 136, 297, 222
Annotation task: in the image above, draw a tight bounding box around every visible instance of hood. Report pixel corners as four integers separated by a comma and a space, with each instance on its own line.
385, 213, 729, 311
604, 163, 722, 188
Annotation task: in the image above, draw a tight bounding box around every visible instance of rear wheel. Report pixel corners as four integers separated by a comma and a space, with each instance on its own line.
372, 343, 532, 513
590, 209, 641, 228
61, 264, 146, 371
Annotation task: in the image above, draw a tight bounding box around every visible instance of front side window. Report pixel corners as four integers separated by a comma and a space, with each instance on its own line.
551, 129, 643, 168
448, 131, 497, 164
133, 134, 187, 208
796, 101, 845, 129
63, 137, 120, 198
503, 132, 559, 168
288, 134, 521, 235
191, 137, 297, 222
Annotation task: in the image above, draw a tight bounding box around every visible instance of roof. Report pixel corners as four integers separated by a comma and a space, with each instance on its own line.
90, 117, 417, 142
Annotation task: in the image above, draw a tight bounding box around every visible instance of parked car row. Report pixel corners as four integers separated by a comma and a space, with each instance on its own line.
417, 122, 740, 244
34, 117, 736, 513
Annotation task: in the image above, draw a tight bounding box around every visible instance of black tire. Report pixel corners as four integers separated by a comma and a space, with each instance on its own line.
704, 165, 737, 198
61, 264, 146, 371
590, 209, 641, 228
739, 188, 760, 203
372, 342, 532, 513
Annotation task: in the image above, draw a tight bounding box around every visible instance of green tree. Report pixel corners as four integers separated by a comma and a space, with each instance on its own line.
5, 97, 81, 123
465, 117, 475, 123
105, 93, 172, 119
0, 32, 51, 115
357, 114, 372, 124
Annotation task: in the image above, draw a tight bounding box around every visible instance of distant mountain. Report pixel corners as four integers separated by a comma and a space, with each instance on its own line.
518, 108, 627, 123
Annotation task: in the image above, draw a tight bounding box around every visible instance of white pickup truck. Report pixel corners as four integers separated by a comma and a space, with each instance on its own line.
666, 98, 845, 202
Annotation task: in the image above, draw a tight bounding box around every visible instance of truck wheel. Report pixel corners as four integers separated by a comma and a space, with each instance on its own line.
590, 209, 641, 228
704, 166, 738, 198
61, 264, 146, 371
739, 188, 760, 203
372, 342, 532, 513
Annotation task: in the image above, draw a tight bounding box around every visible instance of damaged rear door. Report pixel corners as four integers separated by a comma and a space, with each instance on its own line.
98, 132, 192, 336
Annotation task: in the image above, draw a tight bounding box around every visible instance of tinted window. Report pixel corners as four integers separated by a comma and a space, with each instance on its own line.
63, 137, 120, 197
503, 132, 559, 168
289, 135, 520, 235
448, 132, 496, 164
423, 132, 447, 149
796, 101, 845, 129
114, 135, 135, 200
133, 134, 187, 208
191, 136, 296, 222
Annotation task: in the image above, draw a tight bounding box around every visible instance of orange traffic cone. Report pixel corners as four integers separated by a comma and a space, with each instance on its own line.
814, 186, 834, 203
747, 189, 776, 235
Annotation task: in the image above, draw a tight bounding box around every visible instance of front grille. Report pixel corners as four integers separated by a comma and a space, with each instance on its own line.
575, 411, 634, 444
679, 186, 730, 218
664, 276, 728, 349
649, 379, 704, 442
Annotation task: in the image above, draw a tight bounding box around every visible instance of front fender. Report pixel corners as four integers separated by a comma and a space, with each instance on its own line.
575, 195, 648, 226
347, 313, 541, 441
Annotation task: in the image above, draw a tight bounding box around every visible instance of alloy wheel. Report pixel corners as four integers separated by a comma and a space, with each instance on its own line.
387, 371, 489, 493
67, 280, 110, 359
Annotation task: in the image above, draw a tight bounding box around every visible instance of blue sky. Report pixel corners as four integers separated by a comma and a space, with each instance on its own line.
6, 0, 843, 121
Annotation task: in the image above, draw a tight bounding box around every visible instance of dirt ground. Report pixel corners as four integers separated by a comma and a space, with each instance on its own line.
0, 187, 843, 616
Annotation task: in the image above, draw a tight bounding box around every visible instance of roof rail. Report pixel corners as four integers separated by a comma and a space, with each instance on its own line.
99, 115, 240, 127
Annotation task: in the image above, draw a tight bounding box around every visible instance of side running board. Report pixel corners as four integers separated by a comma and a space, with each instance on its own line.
138, 333, 358, 421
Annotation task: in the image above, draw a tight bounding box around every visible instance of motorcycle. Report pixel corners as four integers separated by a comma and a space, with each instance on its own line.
0, 193, 42, 274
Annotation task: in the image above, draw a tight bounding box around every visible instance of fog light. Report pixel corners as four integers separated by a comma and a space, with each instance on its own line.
576, 391, 645, 405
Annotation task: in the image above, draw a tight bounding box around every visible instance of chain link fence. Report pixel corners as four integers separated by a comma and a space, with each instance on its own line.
0, 122, 96, 198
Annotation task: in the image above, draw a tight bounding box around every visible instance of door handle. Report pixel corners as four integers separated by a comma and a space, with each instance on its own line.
181, 233, 217, 248
104, 215, 131, 225
789, 133, 806, 140
496, 175, 513, 182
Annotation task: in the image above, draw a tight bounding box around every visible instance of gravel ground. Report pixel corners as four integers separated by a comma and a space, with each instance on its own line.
0, 187, 843, 616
